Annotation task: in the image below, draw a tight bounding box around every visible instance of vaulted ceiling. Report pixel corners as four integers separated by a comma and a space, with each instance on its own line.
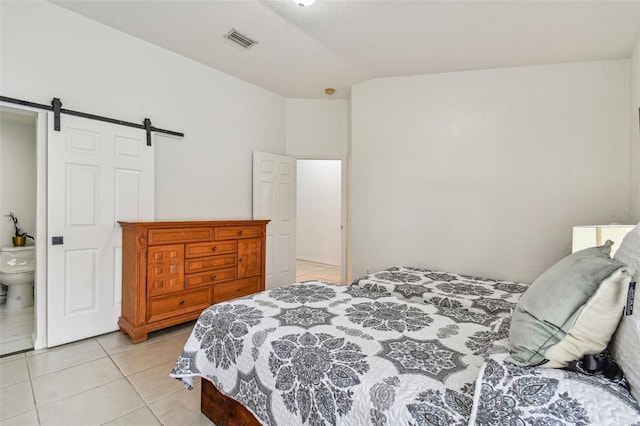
52, 0, 640, 99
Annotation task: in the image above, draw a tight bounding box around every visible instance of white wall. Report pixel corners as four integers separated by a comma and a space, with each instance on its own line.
297, 160, 342, 266
630, 32, 640, 218
351, 60, 631, 283
0, 1, 286, 221
286, 99, 349, 273
286, 99, 348, 159
0, 116, 37, 247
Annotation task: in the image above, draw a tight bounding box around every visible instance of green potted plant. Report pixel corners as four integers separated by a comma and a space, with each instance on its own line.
5, 212, 33, 247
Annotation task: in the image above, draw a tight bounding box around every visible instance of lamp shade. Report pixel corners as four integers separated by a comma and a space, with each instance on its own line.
571, 225, 635, 256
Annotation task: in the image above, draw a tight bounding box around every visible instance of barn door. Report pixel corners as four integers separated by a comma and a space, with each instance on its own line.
47, 113, 154, 347
253, 152, 296, 289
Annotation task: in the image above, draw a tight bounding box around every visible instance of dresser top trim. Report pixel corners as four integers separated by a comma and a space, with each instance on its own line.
118, 220, 270, 229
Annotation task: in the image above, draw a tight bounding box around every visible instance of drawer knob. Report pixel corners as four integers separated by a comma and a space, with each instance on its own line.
179, 300, 185, 305
239, 257, 243, 262
238, 230, 243, 235
211, 275, 217, 281
211, 246, 217, 251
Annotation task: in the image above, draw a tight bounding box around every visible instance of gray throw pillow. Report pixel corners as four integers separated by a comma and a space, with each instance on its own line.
508, 241, 633, 367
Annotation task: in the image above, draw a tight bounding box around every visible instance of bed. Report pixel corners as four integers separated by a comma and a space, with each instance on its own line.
170, 265, 640, 425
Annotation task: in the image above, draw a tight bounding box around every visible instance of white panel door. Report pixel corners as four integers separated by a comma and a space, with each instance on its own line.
253, 152, 296, 289
47, 113, 154, 347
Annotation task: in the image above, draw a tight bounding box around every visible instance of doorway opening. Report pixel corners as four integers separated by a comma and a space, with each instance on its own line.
295, 159, 343, 284
0, 107, 38, 356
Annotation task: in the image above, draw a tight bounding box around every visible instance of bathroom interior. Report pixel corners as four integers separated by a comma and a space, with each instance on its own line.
0, 106, 37, 356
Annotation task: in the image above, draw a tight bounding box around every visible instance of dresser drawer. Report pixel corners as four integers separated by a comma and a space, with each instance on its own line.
185, 241, 237, 258
213, 277, 260, 304
185, 253, 237, 274
148, 227, 213, 245
185, 267, 237, 289
147, 287, 212, 323
147, 244, 184, 297
214, 226, 262, 240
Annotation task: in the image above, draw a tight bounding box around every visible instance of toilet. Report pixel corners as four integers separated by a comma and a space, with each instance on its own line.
0, 246, 35, 309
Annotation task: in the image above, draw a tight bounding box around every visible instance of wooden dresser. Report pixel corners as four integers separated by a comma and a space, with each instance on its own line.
118, 220, 269, 343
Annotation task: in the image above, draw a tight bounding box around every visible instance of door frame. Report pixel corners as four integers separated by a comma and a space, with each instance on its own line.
295, 156, 347, 285
35, 112, 47, 350
0, 102, 48, 350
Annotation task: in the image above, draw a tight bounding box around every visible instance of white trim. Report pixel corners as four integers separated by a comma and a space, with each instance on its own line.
0, 102, 43, 115
0, 102, 48, 350
295, 256, 340, 267
34, 111, 47, 350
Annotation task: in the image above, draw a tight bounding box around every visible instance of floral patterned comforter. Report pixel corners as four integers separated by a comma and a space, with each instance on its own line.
469, 356, 640, 425
351, 266, 529, 318
171, 277, 518, 426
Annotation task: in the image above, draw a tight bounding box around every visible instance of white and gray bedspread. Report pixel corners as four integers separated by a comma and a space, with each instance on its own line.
351, 266, 528, 317
170, 267, 639, 425
469, 356, 640, 425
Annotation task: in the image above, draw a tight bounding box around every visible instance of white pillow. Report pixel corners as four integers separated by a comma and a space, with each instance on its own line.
611, 223, 640, 403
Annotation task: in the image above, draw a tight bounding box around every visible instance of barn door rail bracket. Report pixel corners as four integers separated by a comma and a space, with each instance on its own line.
0, 95, 184, 146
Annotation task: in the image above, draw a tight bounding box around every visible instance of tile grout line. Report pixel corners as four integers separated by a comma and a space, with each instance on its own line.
0, 306, 35, 356
4, 262, 337, 425
103, 335, 180, 426
95, 337, 149, 426
24, 350, 42, 426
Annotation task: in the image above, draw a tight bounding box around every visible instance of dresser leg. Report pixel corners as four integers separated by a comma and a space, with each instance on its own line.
129, 332, 148, 344
118, 318, 148, 344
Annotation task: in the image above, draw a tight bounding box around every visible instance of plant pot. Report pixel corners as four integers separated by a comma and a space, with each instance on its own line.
12, 236, 26, 247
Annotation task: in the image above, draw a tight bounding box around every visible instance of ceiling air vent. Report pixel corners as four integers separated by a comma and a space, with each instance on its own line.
224, 29, 258, 49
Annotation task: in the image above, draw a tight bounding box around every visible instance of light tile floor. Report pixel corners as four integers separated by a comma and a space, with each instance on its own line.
0, 306, 34, 356
0, 260, 344, 425
0, 322, 210, 426
295, 259, 343, 284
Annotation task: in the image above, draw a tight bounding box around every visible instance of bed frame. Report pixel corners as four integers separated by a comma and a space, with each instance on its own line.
201, 378, 261, 426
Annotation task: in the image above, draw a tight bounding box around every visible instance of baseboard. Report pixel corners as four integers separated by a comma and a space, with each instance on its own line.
296, 256, 341, 267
